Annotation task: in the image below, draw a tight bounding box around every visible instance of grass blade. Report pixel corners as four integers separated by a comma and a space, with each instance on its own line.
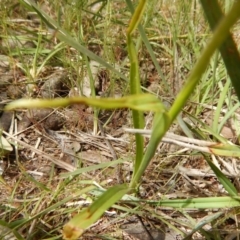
62, 184, 128, 240
145, 196, 240, 209
20, 0, 128, 81
5, 94, 165, 112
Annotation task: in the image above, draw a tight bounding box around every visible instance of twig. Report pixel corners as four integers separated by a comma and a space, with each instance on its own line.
98, 121, 123, 183
3, 131, 76, 172
123, 128, 221, 154
31, 137, 41, 158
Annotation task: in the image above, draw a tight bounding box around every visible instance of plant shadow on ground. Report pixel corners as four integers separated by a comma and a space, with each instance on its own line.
1, 0, 240, 239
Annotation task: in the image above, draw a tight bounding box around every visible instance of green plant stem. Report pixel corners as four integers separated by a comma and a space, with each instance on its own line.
125, 0, 169, 92
127, 35, 144, 172
126, 0, 146, 173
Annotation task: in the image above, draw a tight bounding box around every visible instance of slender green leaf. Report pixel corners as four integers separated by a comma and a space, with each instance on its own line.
5, 94, 165, 112
0, 220, 24, 240
126, 0, 146, 35
143, 196, 240, 209
184, 212, 224, 238
62, 184, 128, 240
209, 143, 240, 157
61, 158, 127, 179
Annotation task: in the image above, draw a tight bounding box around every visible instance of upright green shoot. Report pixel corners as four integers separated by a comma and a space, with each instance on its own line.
126, 0, 146, 173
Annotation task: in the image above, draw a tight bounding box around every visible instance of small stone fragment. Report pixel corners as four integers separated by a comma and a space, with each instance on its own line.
41, 71, 69, 98
0, 111, 14, 131
7, 85, 23, 99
